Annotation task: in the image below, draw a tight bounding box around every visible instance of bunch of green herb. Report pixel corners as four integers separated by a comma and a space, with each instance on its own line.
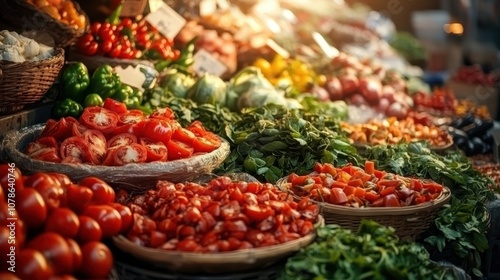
281, 220, 456, 280
364, 142, 495, 277
216, 105, 360, 183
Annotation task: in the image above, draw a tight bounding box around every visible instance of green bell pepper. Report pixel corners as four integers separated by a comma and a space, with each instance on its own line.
124, 87, 143, 109
88, 65, 121, 99
84, 93, 104, 107
114, 84, 134, 102
60, 62, 89, 103
52, 98, 83, 119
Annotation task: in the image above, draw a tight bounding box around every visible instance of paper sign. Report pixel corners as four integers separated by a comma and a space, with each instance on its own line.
113, 65, 147, 90
193, 49, 228, 77
146, 2, 186, 40
120, 0, 147, 17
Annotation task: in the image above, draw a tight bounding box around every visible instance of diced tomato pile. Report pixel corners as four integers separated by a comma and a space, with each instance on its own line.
0, 165, 130, 279
119, 177, 319, 252
283, 161, 445, 208
25, 99, 221, 166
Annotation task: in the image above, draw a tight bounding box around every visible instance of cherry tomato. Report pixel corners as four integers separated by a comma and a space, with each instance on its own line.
0, 165, 24, 194
76, 215, 102, 243
167, 140, 193, 160
107, 133, 137, 150
83, 205, 122, 237
45, 208, 80, 238
79, 242, 113, 278
17, 188, 47, 228
25, 173, 63, 211
27, 232, 72, 275
139, 137, 168, 162
79, 106, 119, 135
16, 249, 54, 280
103, 98, 128, 115
113, 143, 148, 166
78, 177, 115, 205
66, 238, 82, 272
110, 203, 133, 233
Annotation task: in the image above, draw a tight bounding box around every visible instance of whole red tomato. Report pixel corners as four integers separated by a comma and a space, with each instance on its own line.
16, 249, 54, 280
45, 208, 80, 238
0, 164, 24, 193
26, 232, 73, 275
79, 242, 113, 278
83, 205, 122, 237
48, 173, 72, 187
61, 184, 93, 214
78, 177, 115, 205
27, 173, 64, 211
16, 188, 47, 228
111, 203, 133, 233
76, 215, 102, 243
66, 238, 82, 272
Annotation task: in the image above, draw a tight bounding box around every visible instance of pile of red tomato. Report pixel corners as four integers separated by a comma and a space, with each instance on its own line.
283, 161, 445, 208
77, 18, 180, 60
119, 177, 319, 252
451, 65, 499, 86
0, 165, 132, 279
25, 99, 221, 166
413, 88, 456, 113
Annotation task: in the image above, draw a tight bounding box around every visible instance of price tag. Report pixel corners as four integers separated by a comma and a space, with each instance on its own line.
121, 0, 147, 17
113, 65, 147, 91
193, 49, 228, 77
146, 2, 186, 39
199, 0, 217, 16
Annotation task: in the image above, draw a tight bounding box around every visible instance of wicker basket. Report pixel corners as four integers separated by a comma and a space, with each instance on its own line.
0, 0, 89, 48
276, 177, 451, 241
0, 48, 65, 115
67, 49, 156, 73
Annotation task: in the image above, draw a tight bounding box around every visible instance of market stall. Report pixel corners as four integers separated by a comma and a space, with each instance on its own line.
0, 0, 499, 279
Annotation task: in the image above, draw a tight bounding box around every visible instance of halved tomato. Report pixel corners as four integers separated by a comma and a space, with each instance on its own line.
25, 137, 59, 156
30, 147, 61, 163
103, 98, 127, 115
119, 109, 145, 125
136, 119, 173, 145
79, 107, 119, 135
149, 107, 175, 120
61, 156, 82, 164
186, 121, 208, 137
113, 143, 147, 166
40, 118, 72, 139
172, 128, 196, 145
60, 137, 92, 163
167, 140, 193, 160
139, 137, 167, 162
191, 134, 221, 153
107, 133, 137, 150
71, 122, 88, 137
83, 130, 107, 164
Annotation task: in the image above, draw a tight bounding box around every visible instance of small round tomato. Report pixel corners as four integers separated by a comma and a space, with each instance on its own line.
25, 173, 63, 211
66, 238, 82, 272
107, 133, 137, 150
59, 136, 92, 163
79, 106, 119, 135
139, 137, 167, 162
16, 249, 54, 280
103, 98, 128, 115
76, 215, 102, 243
83, 129, 107, 164
113, 143, 148, 166
27, 232, 72, 275
78, 177, 114, 205
0, 164, 24, 193
83, 205, 122, 237
167, 140, 193, 160
45, 208, 80, 238
110, 203, 133, 233
17, 188, 47, 228
172, 128, 196, 145
79, 242, 113, 278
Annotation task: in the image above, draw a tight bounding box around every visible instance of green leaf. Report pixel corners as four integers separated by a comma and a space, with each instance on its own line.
438, 227, 461, 240
472, 268, 483, 277
257, 167, 269, 175
472, 232, 489, 252
261, 141, 289, 152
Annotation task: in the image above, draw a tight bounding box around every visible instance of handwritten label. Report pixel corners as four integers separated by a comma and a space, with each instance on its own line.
113, 65, 147, 90
146, 2, 186, 39
193, 49, 228, 77
121, 0, 147, 17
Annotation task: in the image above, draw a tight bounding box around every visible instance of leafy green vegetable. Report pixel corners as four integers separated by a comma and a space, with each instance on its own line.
281, 220, 456, 280
364, 142, 495, 276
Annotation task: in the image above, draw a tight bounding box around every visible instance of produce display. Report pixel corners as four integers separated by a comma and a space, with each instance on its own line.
26, 100, 221, 165
451, 65, 500, 86
281, 161, 446, 207
412, 88, 456, 115
341, 116, 453, 148
0, 30, 54, 62
26, 0, 86, 30
119, 177, 319, 252
0, 165, 127, 279
448, 113, 494, 156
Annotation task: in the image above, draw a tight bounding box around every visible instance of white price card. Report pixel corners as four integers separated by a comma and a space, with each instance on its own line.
121, 0, 147, 17
193, 49, 228, 77
113, 65, 147, 90
145, 2, 186, 40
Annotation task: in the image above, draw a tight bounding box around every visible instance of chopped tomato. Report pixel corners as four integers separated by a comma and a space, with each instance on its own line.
410, 179, 423, 192
377, 180, 400, 188
79, 107, 119, 135
83, 130, 107, 164
149, 107, 176, 120
107, 133, 137, 150
380, 186, 396, 197
136, 119, 173, 145
321, 163, 337, 177
347, 178, 363, 187
60, 136, 92, 163
343, 185, 356, 196
40, 118, 72, 139
364, 161, 375, 175
25, 136, 59, 155
103, 98, 127, 115
364, 191, 379, 203
332, 181, 347, 189
352, 171, 372, 183
119, 109, 145, 125
373, 170, 386, 179
244, 205, 274, 222
139, 137, 168, 162
30, 147, 61, 163
371, 197, 385, 207
71, 122, 88, 137
354, 187, 366, 198
422, 182, 444, 194
191, 135, 220, 153
384, 194, 401, 207
166, 140, 193, 160
330, 188, 348, 204
113, 143, 147, 166
172, 128, 196, 145
186, 121, 208, 137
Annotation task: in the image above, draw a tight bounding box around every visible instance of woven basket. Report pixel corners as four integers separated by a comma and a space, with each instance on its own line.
0, 48, 65, 115
276, 178, 451, 241
0, 0, 88, 48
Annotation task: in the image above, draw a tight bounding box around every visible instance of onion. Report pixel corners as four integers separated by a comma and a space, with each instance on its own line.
338, 74, 359, 96
324, 77, 343, 100
359, 77, 382, 103
377, 98, 391, 113
310, 86, 330, 101
386, 102, 408, 119
349, 94, 368, 106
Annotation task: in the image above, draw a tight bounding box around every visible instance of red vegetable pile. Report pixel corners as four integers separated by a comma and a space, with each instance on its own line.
282, 161, 445, 208
120, 177, 319, 252
0, 166, 131, 279
25, 99, 221, 165
451, 65, 499, 86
